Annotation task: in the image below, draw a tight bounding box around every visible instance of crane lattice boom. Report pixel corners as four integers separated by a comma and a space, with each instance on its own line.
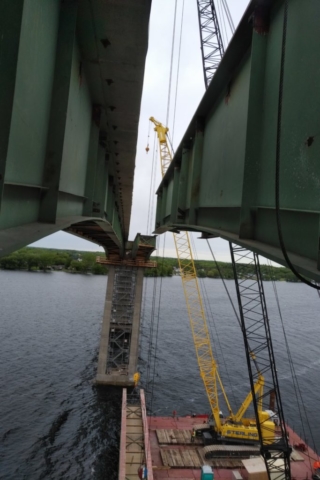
196, 0, 224, 88
150, 117, 230, 428
150, 117, 275, 444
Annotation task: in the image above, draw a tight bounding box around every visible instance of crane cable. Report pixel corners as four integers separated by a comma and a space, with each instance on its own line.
146, 0, 181, 413
206, 239, 241, 326
149, 233, 167, 416
275, 0, 320, 290
216, 0, 228, 48
148, 135, 158, 235
142, 131, 159, 399
215, 0, 235, 50
168, 130, 237, 412
166, 0, 179, 127
171, 0, 185, 143
144, 214, 163, 410
139, 132, 158, 384
190, 233, 238, 408
205, 237, 267, 405
220, 0, 235, 34
146, 133, 157, 235
267, 260, 317, 466
166, 0, 238, 413
145, 256, 159, 395
171, 0, 247, 413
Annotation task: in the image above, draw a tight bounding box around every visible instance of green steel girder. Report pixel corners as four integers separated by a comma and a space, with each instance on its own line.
129, 233, 157, 260
0, 0, 151, 258
155, 0, 320, 281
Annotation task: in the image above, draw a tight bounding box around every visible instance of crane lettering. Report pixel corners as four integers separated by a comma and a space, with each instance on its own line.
226, 430, 258, 438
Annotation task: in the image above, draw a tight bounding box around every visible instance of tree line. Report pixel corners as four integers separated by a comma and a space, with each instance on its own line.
0, 248, 299, 281
0, 247, 107, 274
144, 257, 299, 282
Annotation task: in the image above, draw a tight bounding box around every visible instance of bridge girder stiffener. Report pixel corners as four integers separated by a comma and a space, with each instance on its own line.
155, 0, 320, 281
0, 0, 151, 257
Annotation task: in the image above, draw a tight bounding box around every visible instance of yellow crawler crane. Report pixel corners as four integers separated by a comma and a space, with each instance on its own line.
150, 117, 275, 444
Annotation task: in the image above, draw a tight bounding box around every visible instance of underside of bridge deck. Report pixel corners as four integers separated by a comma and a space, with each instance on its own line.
155, 0, 320, 281
0, 0, 151, 257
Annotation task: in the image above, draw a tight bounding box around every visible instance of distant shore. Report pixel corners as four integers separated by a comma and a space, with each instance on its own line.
0, 247, 300, 282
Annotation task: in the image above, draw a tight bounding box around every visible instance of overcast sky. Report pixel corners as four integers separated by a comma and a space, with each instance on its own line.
31, 0, 251, 261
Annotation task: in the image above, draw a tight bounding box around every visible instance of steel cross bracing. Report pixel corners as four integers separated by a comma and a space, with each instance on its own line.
196, 0, 225, 88
230, 244, 291, 480
107, 266, 138, 373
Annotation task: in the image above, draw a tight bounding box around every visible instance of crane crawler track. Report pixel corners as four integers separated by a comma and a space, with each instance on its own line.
203, 444, 260, 459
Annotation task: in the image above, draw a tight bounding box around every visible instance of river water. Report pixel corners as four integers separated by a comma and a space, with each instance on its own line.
0, 270, 319, 479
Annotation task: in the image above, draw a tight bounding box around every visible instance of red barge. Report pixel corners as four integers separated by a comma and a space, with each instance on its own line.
119, 389, 320, 480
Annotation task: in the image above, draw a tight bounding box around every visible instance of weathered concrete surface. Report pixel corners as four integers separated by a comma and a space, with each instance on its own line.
128, 269, 144, 378
96, 266, 115, 379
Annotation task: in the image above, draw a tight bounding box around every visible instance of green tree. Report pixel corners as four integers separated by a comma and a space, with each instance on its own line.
70, 259, 82, 272
197, 269, 206, 278
0, 255, 19, 270
25, 252, 39, 271
92, 263, 108, 275
38, 253, 54, 272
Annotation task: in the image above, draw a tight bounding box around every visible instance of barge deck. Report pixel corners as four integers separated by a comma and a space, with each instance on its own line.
119, 389, 319, 480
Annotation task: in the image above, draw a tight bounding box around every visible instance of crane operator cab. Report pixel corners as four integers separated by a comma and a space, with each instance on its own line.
264, 409, 279, 426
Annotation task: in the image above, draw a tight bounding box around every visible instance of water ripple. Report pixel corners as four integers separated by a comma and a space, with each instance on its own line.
1, 272, 320, 479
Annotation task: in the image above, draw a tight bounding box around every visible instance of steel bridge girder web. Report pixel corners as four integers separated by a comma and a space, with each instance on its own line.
0, 0, 151, 257
155, 0, 320, 281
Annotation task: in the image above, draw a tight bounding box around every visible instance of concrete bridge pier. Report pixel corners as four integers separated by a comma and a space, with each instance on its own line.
96, 266, 144, 386
95, 236, 156, 386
